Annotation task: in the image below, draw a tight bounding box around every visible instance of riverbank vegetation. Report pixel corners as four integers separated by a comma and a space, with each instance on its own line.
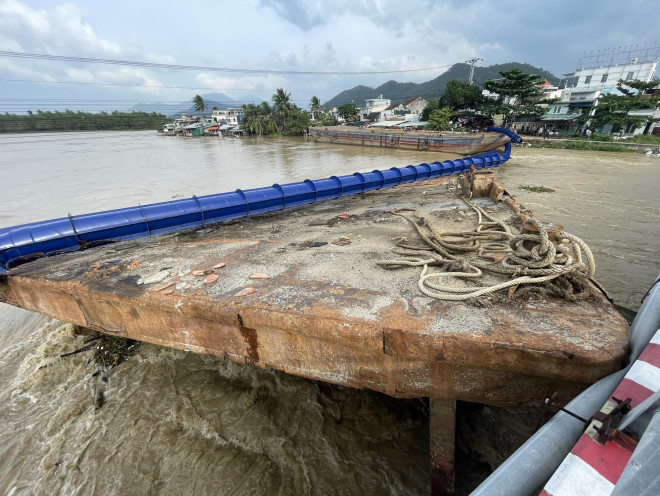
0, 110, 169, 133
583, 79, 660, 135
625, 134, 660, 145
419, 72, 659, 147
527, 140, 637, 153
241, 88, 313, 136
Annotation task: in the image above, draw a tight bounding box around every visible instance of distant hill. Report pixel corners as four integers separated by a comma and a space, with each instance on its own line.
323, 62, 560, 108
130, 92, 266, 118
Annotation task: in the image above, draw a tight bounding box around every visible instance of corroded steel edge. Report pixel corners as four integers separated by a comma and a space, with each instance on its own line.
0, 176, 628, 406
1, 270, 620, 406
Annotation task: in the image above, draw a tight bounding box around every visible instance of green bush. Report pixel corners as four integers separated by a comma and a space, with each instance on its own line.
591, 132, 613, 141
625, 134, 660, 145
534, 141, 636, 153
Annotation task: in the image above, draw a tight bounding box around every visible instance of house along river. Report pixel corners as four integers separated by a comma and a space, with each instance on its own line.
0, 131, 658, 495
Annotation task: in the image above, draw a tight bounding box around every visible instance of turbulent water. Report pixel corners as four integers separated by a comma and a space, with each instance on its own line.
1, 131, 658, 495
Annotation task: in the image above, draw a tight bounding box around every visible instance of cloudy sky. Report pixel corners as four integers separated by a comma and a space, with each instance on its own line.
0, 0, 658, 111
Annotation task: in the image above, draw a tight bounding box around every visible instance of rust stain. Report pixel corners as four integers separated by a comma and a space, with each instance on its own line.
190, 238, 261, 245
234, 287, 256, 297
0, 175, 631, 406
237, 313, 259, 363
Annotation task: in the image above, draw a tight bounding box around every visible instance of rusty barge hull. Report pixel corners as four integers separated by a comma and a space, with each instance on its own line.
0, 174, 628, 408
311, 127, 511, 155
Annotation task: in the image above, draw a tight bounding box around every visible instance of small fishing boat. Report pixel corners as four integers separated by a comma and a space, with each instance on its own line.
310, 125, 513, 155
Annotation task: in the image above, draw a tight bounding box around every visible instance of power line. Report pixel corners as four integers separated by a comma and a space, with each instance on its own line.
0, 77, 342, 93
0, 82, 463, 108
0, 51, 454, 75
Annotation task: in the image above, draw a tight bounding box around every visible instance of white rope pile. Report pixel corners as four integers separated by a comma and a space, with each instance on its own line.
377, 195, 595, 301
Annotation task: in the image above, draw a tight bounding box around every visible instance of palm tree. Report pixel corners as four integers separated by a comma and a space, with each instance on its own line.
241, 102, 277, 136
309, 96, 321, 120
192, 95, 207, 115
272, 88, 292, 132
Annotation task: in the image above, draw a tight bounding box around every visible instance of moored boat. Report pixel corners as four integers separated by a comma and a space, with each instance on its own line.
310, 125, 513, 155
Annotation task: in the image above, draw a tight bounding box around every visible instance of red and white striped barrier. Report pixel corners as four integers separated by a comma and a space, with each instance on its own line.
540, 328, 660, 496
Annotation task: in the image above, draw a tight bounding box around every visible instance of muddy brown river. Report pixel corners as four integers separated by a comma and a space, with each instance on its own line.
1, 132, 658, 495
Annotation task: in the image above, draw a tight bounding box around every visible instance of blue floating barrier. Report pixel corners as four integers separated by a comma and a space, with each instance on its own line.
0, 129, 520, 273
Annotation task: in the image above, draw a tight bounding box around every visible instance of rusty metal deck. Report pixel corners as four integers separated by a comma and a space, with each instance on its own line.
0, 176, 628, 408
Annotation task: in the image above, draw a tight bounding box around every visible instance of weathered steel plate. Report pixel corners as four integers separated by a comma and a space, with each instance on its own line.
0, 177, 628, 406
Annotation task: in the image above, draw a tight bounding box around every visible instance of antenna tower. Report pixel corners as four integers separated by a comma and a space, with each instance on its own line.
466, 57, 483, 85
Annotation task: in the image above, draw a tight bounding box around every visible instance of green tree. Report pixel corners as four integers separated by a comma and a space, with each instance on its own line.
426, 107, 454, 131
439, 79, 485, 110
0, 111, 168, 134
309, 96, 321, 120
482, 69, 544, 127
282, 105, 311, 135
193, 95, 207, 114
337, 103, 358, 121
316, 109, 338, 126
588, 79, 660, 134
241, 102, 277, 136
421, 101, 440, 121
272, 88, 292, 131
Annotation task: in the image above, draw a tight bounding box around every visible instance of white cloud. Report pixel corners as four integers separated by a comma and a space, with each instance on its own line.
194, 72, 289, 98
62, 66, 173, 95
0, 57, 49, 78
0, 0, 179, 97
0, 0, 120, 56
0, 0, 657, 107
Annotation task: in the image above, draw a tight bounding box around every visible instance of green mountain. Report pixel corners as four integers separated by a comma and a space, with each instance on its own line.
130, 93, 266, 118
323, 62, 560, 108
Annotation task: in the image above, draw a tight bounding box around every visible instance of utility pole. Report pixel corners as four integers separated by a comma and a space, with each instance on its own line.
466, 57, 483, 85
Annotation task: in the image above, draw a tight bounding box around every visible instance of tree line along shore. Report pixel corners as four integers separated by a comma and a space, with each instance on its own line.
3, 67, 659, 152
0, 110, 169, 133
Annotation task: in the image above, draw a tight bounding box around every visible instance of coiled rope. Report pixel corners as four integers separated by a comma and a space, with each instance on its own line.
377, 194, 595, 301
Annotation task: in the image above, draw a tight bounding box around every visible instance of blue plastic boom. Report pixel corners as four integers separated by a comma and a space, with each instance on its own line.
0, 128, 520, 273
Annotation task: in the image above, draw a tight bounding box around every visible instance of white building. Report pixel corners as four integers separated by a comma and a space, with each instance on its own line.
212, 108, 243, 126
542, 45, 659, 134
403, 97, 428, 115
359, 94, 392, 122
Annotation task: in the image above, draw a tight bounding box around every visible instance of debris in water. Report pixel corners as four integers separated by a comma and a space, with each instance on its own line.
213, 262, 226, 269
94, 390, 104, 410
519, 184, 556, 193
94, 334, 140, 368
338, 214, 350, 219
204, 274, 219, 284
191, 270, 206, 276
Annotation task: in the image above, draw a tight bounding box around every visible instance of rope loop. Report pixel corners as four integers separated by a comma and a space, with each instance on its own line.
378, 194, 596, 301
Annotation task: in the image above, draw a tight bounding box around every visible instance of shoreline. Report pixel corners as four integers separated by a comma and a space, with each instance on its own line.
0, 127, 162, 135
519, 136, 660, 154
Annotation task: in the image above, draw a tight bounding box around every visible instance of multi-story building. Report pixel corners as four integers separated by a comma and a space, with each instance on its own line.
543, 45, 659, 134
402, 97, 428, 115
212, 108, 243, 126
359, 95, 392, 122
